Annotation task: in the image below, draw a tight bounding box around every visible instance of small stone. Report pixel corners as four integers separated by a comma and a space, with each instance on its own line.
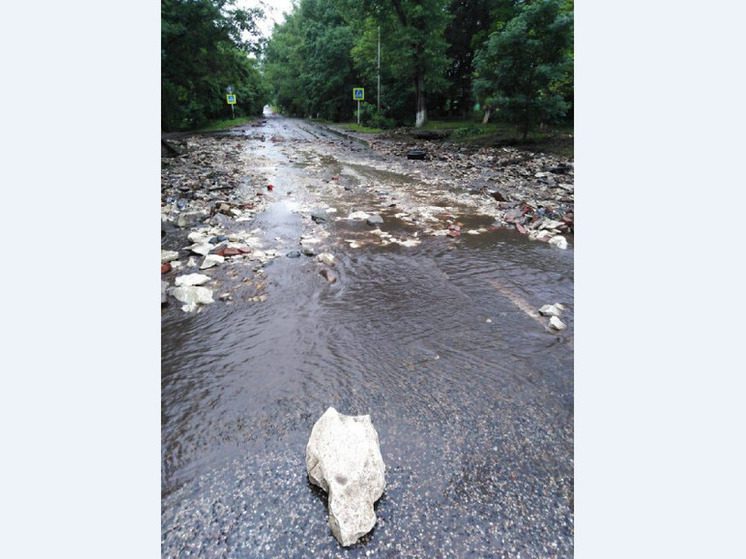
319, 269, 337, 284
548, 235, 568, 249
161, 250, 179, 264
175, 273, 211, 287
311, 210, 328, 224
200, 254, 224, 269
161, 281, 168, 305
549, 316, 567, 330
317, 253, 335, 266
366, 214, 384, 226
190, 243, 215, 256
302, 246, 316, 257
539, 304, 563, 317
161, 262, 172, 274
170, 285, 214, 312
286, 250, 301, 258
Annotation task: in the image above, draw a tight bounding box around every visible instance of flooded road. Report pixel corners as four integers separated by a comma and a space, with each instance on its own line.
162, 115, 573, 558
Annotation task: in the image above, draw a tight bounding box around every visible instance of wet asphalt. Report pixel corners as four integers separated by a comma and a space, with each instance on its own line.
162, 114, 573, 558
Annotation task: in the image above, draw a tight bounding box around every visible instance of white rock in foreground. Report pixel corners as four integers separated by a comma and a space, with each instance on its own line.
306, 407, 385, 547
549, 315, 567, 330
174, 273, 211, 287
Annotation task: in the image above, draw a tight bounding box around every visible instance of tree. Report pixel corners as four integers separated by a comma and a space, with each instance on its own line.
346, 0, 450, 127
442, 0, 516, 117
264, 0, 358, 121
472, 0, 573, 139
161, 0, 268, 130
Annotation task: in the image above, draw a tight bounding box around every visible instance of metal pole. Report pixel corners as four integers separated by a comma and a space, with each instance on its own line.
357, 100, 360, 125
377, 26, 381, 112
231, 104, 235, 119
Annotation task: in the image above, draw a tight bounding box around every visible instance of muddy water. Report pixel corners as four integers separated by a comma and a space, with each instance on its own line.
162, 115, 573, 558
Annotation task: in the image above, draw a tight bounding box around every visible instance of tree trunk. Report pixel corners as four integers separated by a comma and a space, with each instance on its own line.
415, 67, 427, 128
482, 106, 492, 124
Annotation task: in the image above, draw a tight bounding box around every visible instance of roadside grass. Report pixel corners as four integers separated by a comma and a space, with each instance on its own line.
198, 116, 256, 132
340, 122, 383, 134
423, 119, 574, 158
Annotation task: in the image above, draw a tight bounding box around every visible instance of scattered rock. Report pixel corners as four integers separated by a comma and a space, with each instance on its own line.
175, 273, 211, 287
311, 210, 328, 224
317, 253, 335, 266
161, 262, 172, 274
200, 254, 224, 269
190, 243, 214, 256
548, 235, 568, 250
366, 214, 384, 227
161, 281, 168, 305
161, 250, 179, 264
539, 304, 563, 317
301, 246, 316, 257
549, 316, 567, 331
286, 250, 302, 258
306, 407, 385, 547
319, 269, 337, 284
170, 285, 214, 312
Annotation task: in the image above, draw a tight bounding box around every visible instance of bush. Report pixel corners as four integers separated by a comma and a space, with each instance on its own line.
358, 102, 396, 129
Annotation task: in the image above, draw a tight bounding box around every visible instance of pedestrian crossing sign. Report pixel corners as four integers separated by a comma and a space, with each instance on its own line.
353, 88, 364, 101
226, 94, 236, 105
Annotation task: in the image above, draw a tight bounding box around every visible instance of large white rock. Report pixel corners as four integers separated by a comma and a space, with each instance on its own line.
306, 407, 385, 547
549, 315, 567, 330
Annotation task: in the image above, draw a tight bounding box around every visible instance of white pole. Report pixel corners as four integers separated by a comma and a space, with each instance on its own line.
377, 26, 381, 113
357, 100, 360, 125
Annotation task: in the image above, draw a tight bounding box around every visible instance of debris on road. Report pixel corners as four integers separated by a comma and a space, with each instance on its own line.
170, 285, 214, 312
306, 407, 385, 547
175, 273, 211, 287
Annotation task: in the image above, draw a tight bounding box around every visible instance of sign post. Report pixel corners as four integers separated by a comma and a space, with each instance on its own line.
225, 86, 236, 118
353, 87, 364, 125
226, 93, 237, 119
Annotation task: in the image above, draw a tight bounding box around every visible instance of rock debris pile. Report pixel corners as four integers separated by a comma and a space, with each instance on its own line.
161, 135, 274, 312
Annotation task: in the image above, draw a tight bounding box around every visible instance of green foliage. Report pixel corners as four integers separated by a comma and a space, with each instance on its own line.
260, 0, 573, 137
356, 102, 396, 129
473, 0, 573, 138
263, 0, 358, 121
442, 0, 517, 116
161, 0, 269, 131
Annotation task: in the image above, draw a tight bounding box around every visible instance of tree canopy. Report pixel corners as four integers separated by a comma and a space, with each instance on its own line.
161, 0, 269, 131
162, 0, 574, 134
473, 0, 573, 138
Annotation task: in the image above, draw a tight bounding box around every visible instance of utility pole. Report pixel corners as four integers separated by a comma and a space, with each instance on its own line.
377, 25, 381, 113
